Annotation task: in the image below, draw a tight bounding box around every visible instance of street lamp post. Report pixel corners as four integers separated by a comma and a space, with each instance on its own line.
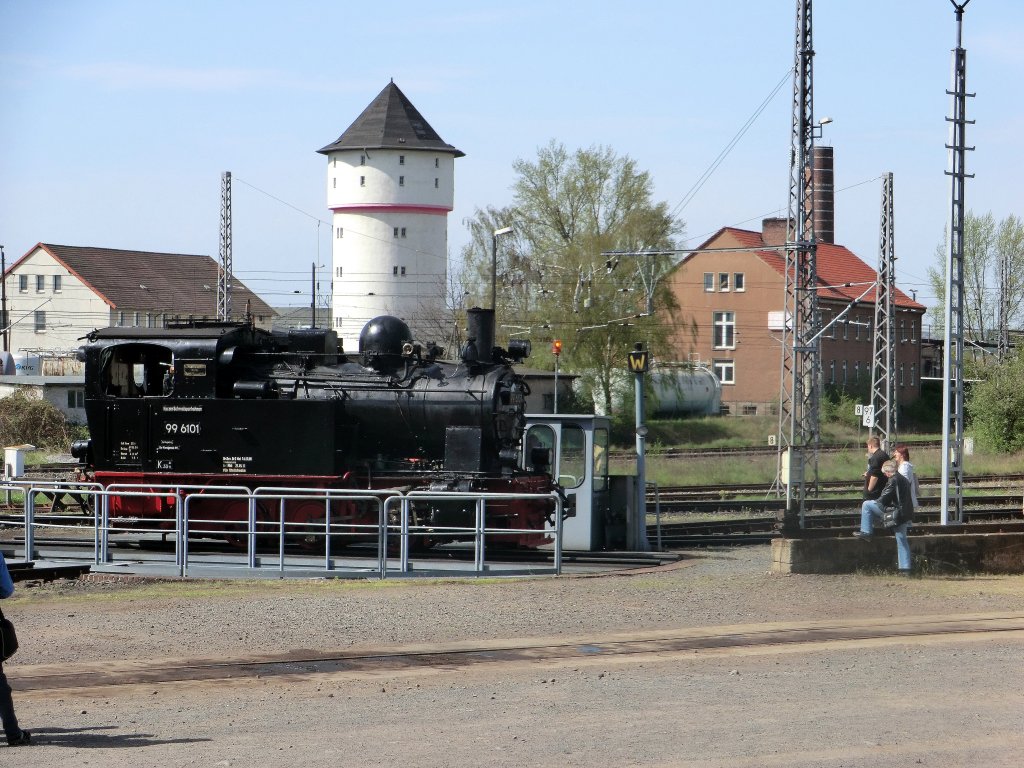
491, 226, 513, 310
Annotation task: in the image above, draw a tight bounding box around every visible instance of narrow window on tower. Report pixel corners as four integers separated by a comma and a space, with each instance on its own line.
434, 178, 439, 188
336, 267, 343, 277
435, 158, 439, 168
399, 155, 405, 165
360, 155, 366, 165
393, 227, 399, 238
401, 266, 406, 276
393, 266, 398, 275
399, 176, 405, 186
360, 176, 365, 187
401, 227, 407, 238
336, 227, 343, 239
332, 178, 336, 189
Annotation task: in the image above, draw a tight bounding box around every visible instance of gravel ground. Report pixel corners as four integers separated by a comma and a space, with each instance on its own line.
6, 545, 1024, 665
4, 545, 1024, 766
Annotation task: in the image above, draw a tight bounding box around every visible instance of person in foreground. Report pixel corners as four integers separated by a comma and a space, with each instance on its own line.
855, 459, 915, 575
0, 551, 31, 747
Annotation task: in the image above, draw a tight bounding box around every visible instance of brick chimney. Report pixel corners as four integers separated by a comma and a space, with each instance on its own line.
813, 145, 835, 245
760, 146, 835, 247
761, 217, 789, 246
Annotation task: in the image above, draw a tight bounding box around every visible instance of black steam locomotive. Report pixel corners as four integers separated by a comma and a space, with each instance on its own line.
72, 308, 560, 547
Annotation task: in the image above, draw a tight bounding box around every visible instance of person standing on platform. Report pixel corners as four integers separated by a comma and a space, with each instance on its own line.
0, 552, 31, 746
892, 443, 920, 517
862, 437, 888, 502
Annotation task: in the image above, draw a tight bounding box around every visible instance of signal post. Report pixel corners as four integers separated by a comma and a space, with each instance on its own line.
628, 343, 649, 550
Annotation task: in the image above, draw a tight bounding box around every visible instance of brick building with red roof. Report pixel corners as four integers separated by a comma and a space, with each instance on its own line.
664, 218, 926, 416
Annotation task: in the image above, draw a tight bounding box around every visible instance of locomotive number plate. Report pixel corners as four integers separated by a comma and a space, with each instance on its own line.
164, 422, 202, 435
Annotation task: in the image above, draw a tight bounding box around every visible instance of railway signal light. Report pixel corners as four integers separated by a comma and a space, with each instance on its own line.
551, 339, 563, 356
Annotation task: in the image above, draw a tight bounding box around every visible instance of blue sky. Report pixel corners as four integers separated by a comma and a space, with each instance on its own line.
2, 0, 1022, 318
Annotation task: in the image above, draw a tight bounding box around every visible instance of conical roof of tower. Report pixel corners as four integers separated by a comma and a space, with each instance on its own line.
317, 81, 464, 157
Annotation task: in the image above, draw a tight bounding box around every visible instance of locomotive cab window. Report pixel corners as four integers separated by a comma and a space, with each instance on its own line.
593, 426, 609, 492
100, 344, 174, 397
559, 425, 586, 489
525, 425, 554, 473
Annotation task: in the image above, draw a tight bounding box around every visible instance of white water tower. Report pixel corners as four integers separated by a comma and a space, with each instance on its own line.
318, 81, 463, 352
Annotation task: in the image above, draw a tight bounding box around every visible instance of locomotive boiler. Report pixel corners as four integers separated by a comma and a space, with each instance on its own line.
72, 308, 561, 548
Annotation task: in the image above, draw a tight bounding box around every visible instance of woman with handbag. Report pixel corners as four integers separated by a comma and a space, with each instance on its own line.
0, 551, 31, 747
853, 460, 915, 575
892, 443, 921, 516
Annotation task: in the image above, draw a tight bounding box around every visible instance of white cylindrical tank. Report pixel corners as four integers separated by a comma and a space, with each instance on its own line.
14, 354, 40, 376
647, 367, 722, 417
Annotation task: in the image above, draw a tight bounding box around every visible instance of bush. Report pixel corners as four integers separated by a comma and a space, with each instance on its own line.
0, 390, 76, 450
820, 383, 871, 429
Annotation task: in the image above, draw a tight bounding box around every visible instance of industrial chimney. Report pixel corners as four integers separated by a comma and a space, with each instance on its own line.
812, 146, 835, 245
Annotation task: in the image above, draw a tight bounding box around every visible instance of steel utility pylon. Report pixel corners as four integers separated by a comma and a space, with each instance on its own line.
941, 0, 973, 526
217, 171, 233, 322
776, 0, 821, 532
870, 172, 896, 450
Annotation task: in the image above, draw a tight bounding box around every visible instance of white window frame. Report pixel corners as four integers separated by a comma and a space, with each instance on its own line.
712, 311, 736, 349
718, 272, 730, 292
713, 359, 735, 385
734, 273, 745, 292
703, 273, 714, 292
53, 274, 62, 293
18, 275, 28, 292
34, 310, 46, 332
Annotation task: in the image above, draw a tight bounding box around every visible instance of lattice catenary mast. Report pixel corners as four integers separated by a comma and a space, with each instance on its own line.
870, 172, 896, 450
941, 0, 973, 526
217, 171, 233, 322
776, 0, 821, 531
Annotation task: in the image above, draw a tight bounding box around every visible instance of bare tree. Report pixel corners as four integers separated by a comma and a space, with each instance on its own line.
927, 211, 1024, 347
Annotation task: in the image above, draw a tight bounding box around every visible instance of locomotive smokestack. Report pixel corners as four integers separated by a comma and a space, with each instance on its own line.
466, 307, 495, 365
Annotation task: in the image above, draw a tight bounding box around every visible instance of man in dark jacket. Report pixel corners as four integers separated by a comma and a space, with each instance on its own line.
862, 437, 889, 500
854, 460, 914, 574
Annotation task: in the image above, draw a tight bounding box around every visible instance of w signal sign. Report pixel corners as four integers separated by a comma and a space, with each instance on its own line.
627, 350, 649, 372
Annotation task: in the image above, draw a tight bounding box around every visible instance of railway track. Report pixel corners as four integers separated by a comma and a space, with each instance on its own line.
610, 438, 944, 461
649, 507, 1024, 548
11, 612, 1024, 692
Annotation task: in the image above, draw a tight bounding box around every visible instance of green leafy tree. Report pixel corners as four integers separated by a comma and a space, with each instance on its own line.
459, 141, 684, 415
965, 348, 1024, 451
928, 211, 1024, 346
